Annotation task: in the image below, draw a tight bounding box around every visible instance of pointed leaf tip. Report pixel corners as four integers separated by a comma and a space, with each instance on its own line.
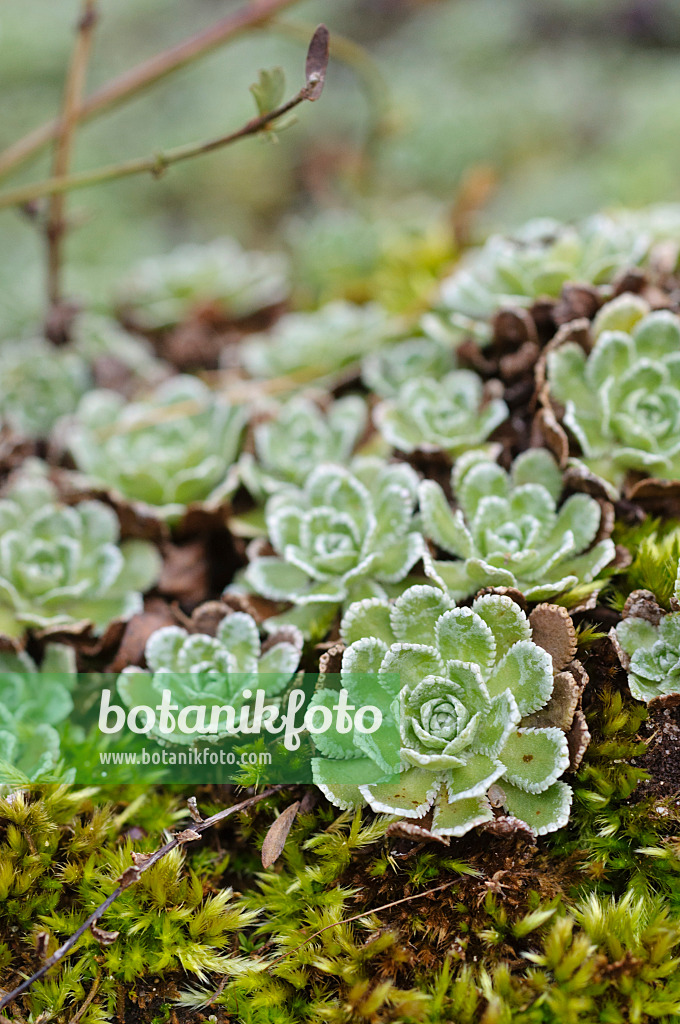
305, 24, 330, 100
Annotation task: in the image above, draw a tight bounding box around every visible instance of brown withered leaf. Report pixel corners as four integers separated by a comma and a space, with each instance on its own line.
261, 801, 300, 869
116, 865, 142, 888
529, 604, 577, 672
107, 598, 176, 672
305, 25, 330, 100
385, 820, 450, 846
187, 796, 203, 823
158, 539, 209, 606
175, 828, 201, 843
91, 923, 120, 946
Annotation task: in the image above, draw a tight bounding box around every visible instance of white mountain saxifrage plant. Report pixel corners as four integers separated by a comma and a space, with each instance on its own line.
65, 375, 246, 523
419, 448, 615, 600
311, 586, 582, 837
118, 237, 290, 330
545, 298, 680, 494
425, 214, 649, 345
0, 460, 161, 638
375, 371, 508, 458
118, 611, 302, 745
242, 301, 399, 381
613, 563, 680, 703
238, 395, 368, 501
243, 459, 423, 637
0, 644, 76, 781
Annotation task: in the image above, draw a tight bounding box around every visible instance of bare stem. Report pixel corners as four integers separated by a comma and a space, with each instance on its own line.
47, 0, 99, 309
0, 787, 286, 1013
0, 0, 302, 184
0, 81, 319, 212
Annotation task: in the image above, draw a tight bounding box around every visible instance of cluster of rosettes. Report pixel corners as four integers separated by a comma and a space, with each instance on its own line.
6, 208, 680, 835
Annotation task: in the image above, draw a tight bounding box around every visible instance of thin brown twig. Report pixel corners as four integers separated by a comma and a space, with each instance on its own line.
266, 879, 458, 971
66, 972, 100, 1024
0, 786, 285, 1014
47, 0, 99, 309
0, 74, 323, 212
0, 0, 302, 184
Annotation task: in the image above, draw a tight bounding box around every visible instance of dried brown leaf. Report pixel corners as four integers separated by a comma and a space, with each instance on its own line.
261, 801, 300, 869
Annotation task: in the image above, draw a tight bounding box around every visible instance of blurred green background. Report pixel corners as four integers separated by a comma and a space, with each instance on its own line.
2, 0, 680, 329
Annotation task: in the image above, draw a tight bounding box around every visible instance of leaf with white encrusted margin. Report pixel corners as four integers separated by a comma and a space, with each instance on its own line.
435, 607, 497, 678
474, 690, 521, 757
431, 794, 494, 836
502, 780, 573, 836
485, 640, 553, 715
499, 727, 570, 793
418, 480, 473, 558
360, 766, 441, 817
389, 585, 455, 646
312, 756, 391, 811
470, 594, 531, 659
307, 690, 362, 760
444, 754, 505, 801
341, 598, 395, 646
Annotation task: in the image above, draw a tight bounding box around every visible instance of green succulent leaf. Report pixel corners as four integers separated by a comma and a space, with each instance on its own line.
502, 780, 573, 836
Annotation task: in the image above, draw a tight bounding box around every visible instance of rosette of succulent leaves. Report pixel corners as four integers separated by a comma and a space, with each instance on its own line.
241, 300, 400, 382
614, 561, 680, 703
117, 237, 290, 331
238, 394, 369, 502
0, 460, 161, 639
419, 448, 615, 601
0, 644, 76, 782
375, 369, 508, 457
242, 460, 424, 638
0, 336, 90, 439
362, 335, 455, 398
310, 586, 587, 837
543, 296, 680, 497
118, 612, 302, 745
64, 375, 245, 523
424, 213, 651, 345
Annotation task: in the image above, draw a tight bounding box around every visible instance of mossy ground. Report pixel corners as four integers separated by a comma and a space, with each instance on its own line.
3, 621, 680, 1024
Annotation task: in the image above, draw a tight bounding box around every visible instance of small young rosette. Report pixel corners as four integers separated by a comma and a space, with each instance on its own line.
118, 238, 290, 330
420, 449, 615, 600
613, 569, 680, 703
544, 298, 680, 494
65, 375, 245, 523
244, 460, 424, 634
425, 214, 648, 345
362, 336, 454, 398
312, 586, 581, 837
0, 337, 90, 439
239, 395, 368, 500
0, 461, 161, 638
241, 301, 399, 381
0, 645, 76, 781
118, 611, 302, 745
374, 371, 508, 458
